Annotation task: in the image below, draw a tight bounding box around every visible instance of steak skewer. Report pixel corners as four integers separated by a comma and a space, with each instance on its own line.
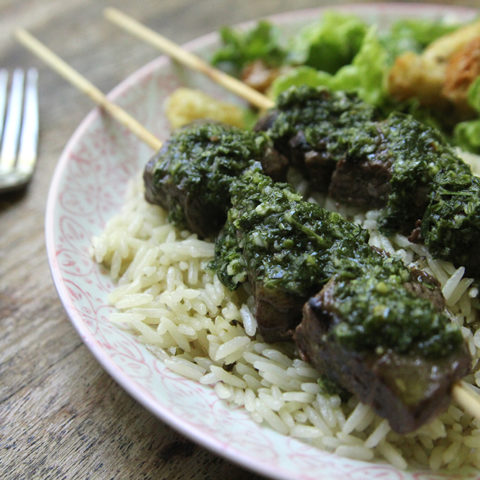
255, 86, 480, 279
141, 108, 479, 432
213, 164, 470, 432
16, 26, 480, 433
109, 11, 480, 280
146, 122, 472, 431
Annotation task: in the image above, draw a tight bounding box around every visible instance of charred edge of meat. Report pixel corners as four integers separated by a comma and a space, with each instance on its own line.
294, 280, 470, 434
253, 283, 305, 342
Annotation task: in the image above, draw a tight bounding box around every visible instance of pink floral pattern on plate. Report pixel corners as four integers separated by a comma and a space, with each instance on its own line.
45, 5, 479, 480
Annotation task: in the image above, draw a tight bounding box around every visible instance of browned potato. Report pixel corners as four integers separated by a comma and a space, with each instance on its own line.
387, 20, 480, 113
443, 36, 480, 112
387, 51, 446, 106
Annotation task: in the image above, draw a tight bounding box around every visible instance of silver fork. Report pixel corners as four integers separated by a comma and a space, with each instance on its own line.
0, 68, 39, 192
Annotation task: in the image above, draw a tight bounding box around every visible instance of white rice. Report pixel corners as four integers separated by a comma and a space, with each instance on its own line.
91, 160, 480, 471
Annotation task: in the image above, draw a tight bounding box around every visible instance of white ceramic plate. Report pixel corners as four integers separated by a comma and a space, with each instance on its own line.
46, 4, 479, 479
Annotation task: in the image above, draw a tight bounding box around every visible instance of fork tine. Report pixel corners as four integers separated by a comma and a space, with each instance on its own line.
0, 69, 24, 172
17, 68, 39, 175
0, 70, 8, 137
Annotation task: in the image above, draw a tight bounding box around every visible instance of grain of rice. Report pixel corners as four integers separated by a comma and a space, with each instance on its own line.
442, 438, 462, 464
278, 408, 296, 429
335, 445, 374, 461
110, 250, 122, 279
365, 420, 390, 448
282, 391, 315, 403
258, 391, 284, 411
243, 374, 263, 390
290, 361, 319, 379
252, 342, 269, 354
177, 324, 197, 337
442, 266, 466, 304
291, 424, 325, 439
199, 371, 218, 385
164, 357, 205, 381
193, 356, 213, 370
305, 405, 332, 435
321, 436, 341, 450
412, 442, 429, 465
214, 381, 233, 399
238, 304, 256, 337
210, 365, 247, 388
256, 403, 289, 435
342, 402, 372, 435
427, 256, 450, 285
261, 349, 292, 367
109, 312, 146, 323
301, 382, 320, 394
429, 445, 446, 471
293, 411, 308, 423
213, 336, 250, 361
315, 397, 340, 429
116, 293, 153, 309
233, 387, 246, 405
378, 441, 407, 470
243, 351, 268, 365
244, 388, 256, 412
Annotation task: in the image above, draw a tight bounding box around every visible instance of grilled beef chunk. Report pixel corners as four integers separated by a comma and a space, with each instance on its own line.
143, 122, 272, 239
255, 87, 480, 274
421, 167, 480, 279
213, 165, 371, 342
329, 154, 392, 209
253, 283, 306, 341
254, 86, 378, 192
295, 279, 470, 433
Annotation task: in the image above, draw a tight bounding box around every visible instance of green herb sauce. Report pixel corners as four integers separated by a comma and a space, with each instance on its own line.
266, 86, 378, 164
262, 86, 480, 277
213, 164, 463, 358
145, 122, 270, 238
331, 259, 462, 358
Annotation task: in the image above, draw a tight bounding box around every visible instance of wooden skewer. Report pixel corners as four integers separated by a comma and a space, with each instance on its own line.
15, 28, 163, 152
104, 7, 275, 111
16, 26, 480, 426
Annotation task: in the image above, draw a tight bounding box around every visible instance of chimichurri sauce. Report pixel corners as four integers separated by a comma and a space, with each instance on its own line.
260, 86, 480, 278
143, 122, 271, 238
213, 164, 463, 359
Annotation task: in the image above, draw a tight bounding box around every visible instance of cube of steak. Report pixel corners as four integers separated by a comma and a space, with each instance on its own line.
143, 122, 272, 239
327, 121, 393, 208
143, 148, 225, 239
294, 279, 470, 433
329, 154, 392, 209
288, 131, 337, 192
253, 282, 305, 342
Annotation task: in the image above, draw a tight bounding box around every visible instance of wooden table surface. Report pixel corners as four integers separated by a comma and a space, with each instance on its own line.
0, 0, 477, 478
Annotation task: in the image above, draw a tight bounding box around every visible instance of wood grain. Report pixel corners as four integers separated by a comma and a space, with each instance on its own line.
0, 1, 476, 479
